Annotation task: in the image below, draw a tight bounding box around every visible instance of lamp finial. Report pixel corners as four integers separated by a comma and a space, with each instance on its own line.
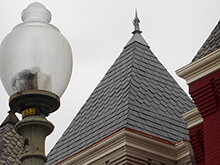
21, 2, 51, 23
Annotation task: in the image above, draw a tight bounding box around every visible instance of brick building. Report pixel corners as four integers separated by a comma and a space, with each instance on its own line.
177, 20, 220, 165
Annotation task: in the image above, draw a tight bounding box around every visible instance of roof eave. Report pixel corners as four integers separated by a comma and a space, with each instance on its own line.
57, 127, 193, 165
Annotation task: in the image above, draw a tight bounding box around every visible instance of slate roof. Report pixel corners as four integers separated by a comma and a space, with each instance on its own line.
192, 20, 220, 61
1, 110, 19, 127
47, 16, 195, 165
0, 111, 23, 165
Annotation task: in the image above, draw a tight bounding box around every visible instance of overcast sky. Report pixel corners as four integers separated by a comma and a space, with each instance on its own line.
0, 0, 219, 154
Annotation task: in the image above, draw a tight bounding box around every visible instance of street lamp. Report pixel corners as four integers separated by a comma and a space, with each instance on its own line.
0, 2, 72, 164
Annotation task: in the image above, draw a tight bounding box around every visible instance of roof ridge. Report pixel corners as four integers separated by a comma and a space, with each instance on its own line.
123, 53, 133, 129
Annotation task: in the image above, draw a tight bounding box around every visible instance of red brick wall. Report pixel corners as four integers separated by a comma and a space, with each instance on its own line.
189, 123, 204, 163
189, 70, 220, 164
203, 111, 220, 163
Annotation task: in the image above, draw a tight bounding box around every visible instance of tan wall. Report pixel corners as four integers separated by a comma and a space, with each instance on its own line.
88, 145, 179, 165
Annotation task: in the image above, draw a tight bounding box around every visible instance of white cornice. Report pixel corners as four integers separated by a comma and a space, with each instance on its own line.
176, 48, 220, 84
125, 131, 176, 160
59, 128, 194, 164
182, 107, 203, 129
125, 130, 193, 161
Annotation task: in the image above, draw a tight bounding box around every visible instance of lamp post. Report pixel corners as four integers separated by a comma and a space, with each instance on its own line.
0, 2, 72, 164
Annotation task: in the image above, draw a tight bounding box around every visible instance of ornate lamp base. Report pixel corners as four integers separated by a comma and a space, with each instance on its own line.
9, 90, 60, 165
15, 115, 54, 165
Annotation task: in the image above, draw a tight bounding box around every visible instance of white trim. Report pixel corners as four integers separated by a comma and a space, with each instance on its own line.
126, 130, 194, 161
176, 48, 220, 84
125, 130, 176, 160
182, 107, 203, 129
60, 129, 194, 164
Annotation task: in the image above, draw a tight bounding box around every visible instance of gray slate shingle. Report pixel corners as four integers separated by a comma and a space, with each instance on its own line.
192, 20, 220, 61
47, 31, 195, 165
0, 113, 23, 165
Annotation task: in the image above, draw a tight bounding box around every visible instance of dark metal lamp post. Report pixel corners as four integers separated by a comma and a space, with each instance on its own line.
0, 2, 72, 164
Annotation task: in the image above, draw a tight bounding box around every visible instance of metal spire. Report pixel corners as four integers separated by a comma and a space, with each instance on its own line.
132, 9, 142, 34
125, 9, 149, 48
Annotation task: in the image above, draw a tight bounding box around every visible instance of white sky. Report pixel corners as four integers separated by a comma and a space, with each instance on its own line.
0, 0, 219, 155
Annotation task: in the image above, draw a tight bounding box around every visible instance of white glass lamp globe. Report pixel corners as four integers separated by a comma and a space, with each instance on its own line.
0, 2, 72, 98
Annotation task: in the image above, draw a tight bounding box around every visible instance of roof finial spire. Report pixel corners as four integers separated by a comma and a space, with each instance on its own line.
132, 9, 142, 34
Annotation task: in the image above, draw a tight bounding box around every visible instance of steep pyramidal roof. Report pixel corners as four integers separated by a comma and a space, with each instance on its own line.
47, 13, 195, 164
192, 20, 220, 61
0, 111, 23, 164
